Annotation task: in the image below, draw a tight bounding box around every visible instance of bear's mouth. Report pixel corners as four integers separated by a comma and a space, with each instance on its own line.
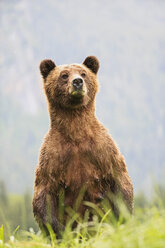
70, 90, 85, 98
68, 90, 85, 106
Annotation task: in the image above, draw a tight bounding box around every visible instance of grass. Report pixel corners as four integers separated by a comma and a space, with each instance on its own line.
0, 204, 165, 248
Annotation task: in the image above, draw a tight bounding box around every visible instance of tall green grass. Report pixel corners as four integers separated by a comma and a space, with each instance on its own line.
1, 202, 165, 247
0, 183, 165, 247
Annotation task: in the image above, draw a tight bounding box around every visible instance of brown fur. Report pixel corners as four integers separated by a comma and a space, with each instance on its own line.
33, 56, 133, 235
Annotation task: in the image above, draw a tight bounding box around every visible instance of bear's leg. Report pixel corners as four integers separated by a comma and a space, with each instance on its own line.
114, 171, 133, 214
119, 174, 133, 213
33, 190, 63, 236
111, 156, 133, 214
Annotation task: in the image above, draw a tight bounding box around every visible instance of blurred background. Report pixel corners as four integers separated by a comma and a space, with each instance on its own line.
0, 0, 165, 233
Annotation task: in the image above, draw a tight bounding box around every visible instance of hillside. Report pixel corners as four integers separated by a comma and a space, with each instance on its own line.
0, 0, 165, 193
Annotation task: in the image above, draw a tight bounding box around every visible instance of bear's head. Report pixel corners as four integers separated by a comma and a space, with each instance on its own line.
40, 56, 99, 109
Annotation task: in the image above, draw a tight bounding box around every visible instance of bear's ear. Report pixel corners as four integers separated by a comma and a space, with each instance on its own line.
40, 59, 56, 79
83, 56, 99, 74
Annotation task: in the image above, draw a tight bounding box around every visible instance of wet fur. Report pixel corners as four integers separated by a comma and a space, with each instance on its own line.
33, 56, 133, 235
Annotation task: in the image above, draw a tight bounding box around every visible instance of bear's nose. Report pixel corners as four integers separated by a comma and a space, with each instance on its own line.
72, 78, 83, 89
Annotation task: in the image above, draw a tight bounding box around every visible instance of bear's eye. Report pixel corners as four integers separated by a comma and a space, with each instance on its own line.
81, 73, 86, 78
61, 74, 69, 80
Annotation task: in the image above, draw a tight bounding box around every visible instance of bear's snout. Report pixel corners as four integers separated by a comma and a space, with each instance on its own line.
72, 78, 83, 90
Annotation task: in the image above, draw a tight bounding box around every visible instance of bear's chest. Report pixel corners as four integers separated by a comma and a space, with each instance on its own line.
61, 145, 100, 182
49, 139, 108, 190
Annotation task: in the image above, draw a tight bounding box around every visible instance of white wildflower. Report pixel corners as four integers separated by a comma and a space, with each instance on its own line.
10, 236, 14, 242
29, 227, 34, 233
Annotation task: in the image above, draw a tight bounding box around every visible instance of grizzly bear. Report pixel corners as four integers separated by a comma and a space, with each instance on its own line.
32, 56, 133, 235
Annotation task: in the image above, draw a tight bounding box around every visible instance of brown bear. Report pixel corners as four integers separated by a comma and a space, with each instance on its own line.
32, 56, 133, 235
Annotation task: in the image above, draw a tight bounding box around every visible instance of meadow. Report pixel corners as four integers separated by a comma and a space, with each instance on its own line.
0, 183, 165, 248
